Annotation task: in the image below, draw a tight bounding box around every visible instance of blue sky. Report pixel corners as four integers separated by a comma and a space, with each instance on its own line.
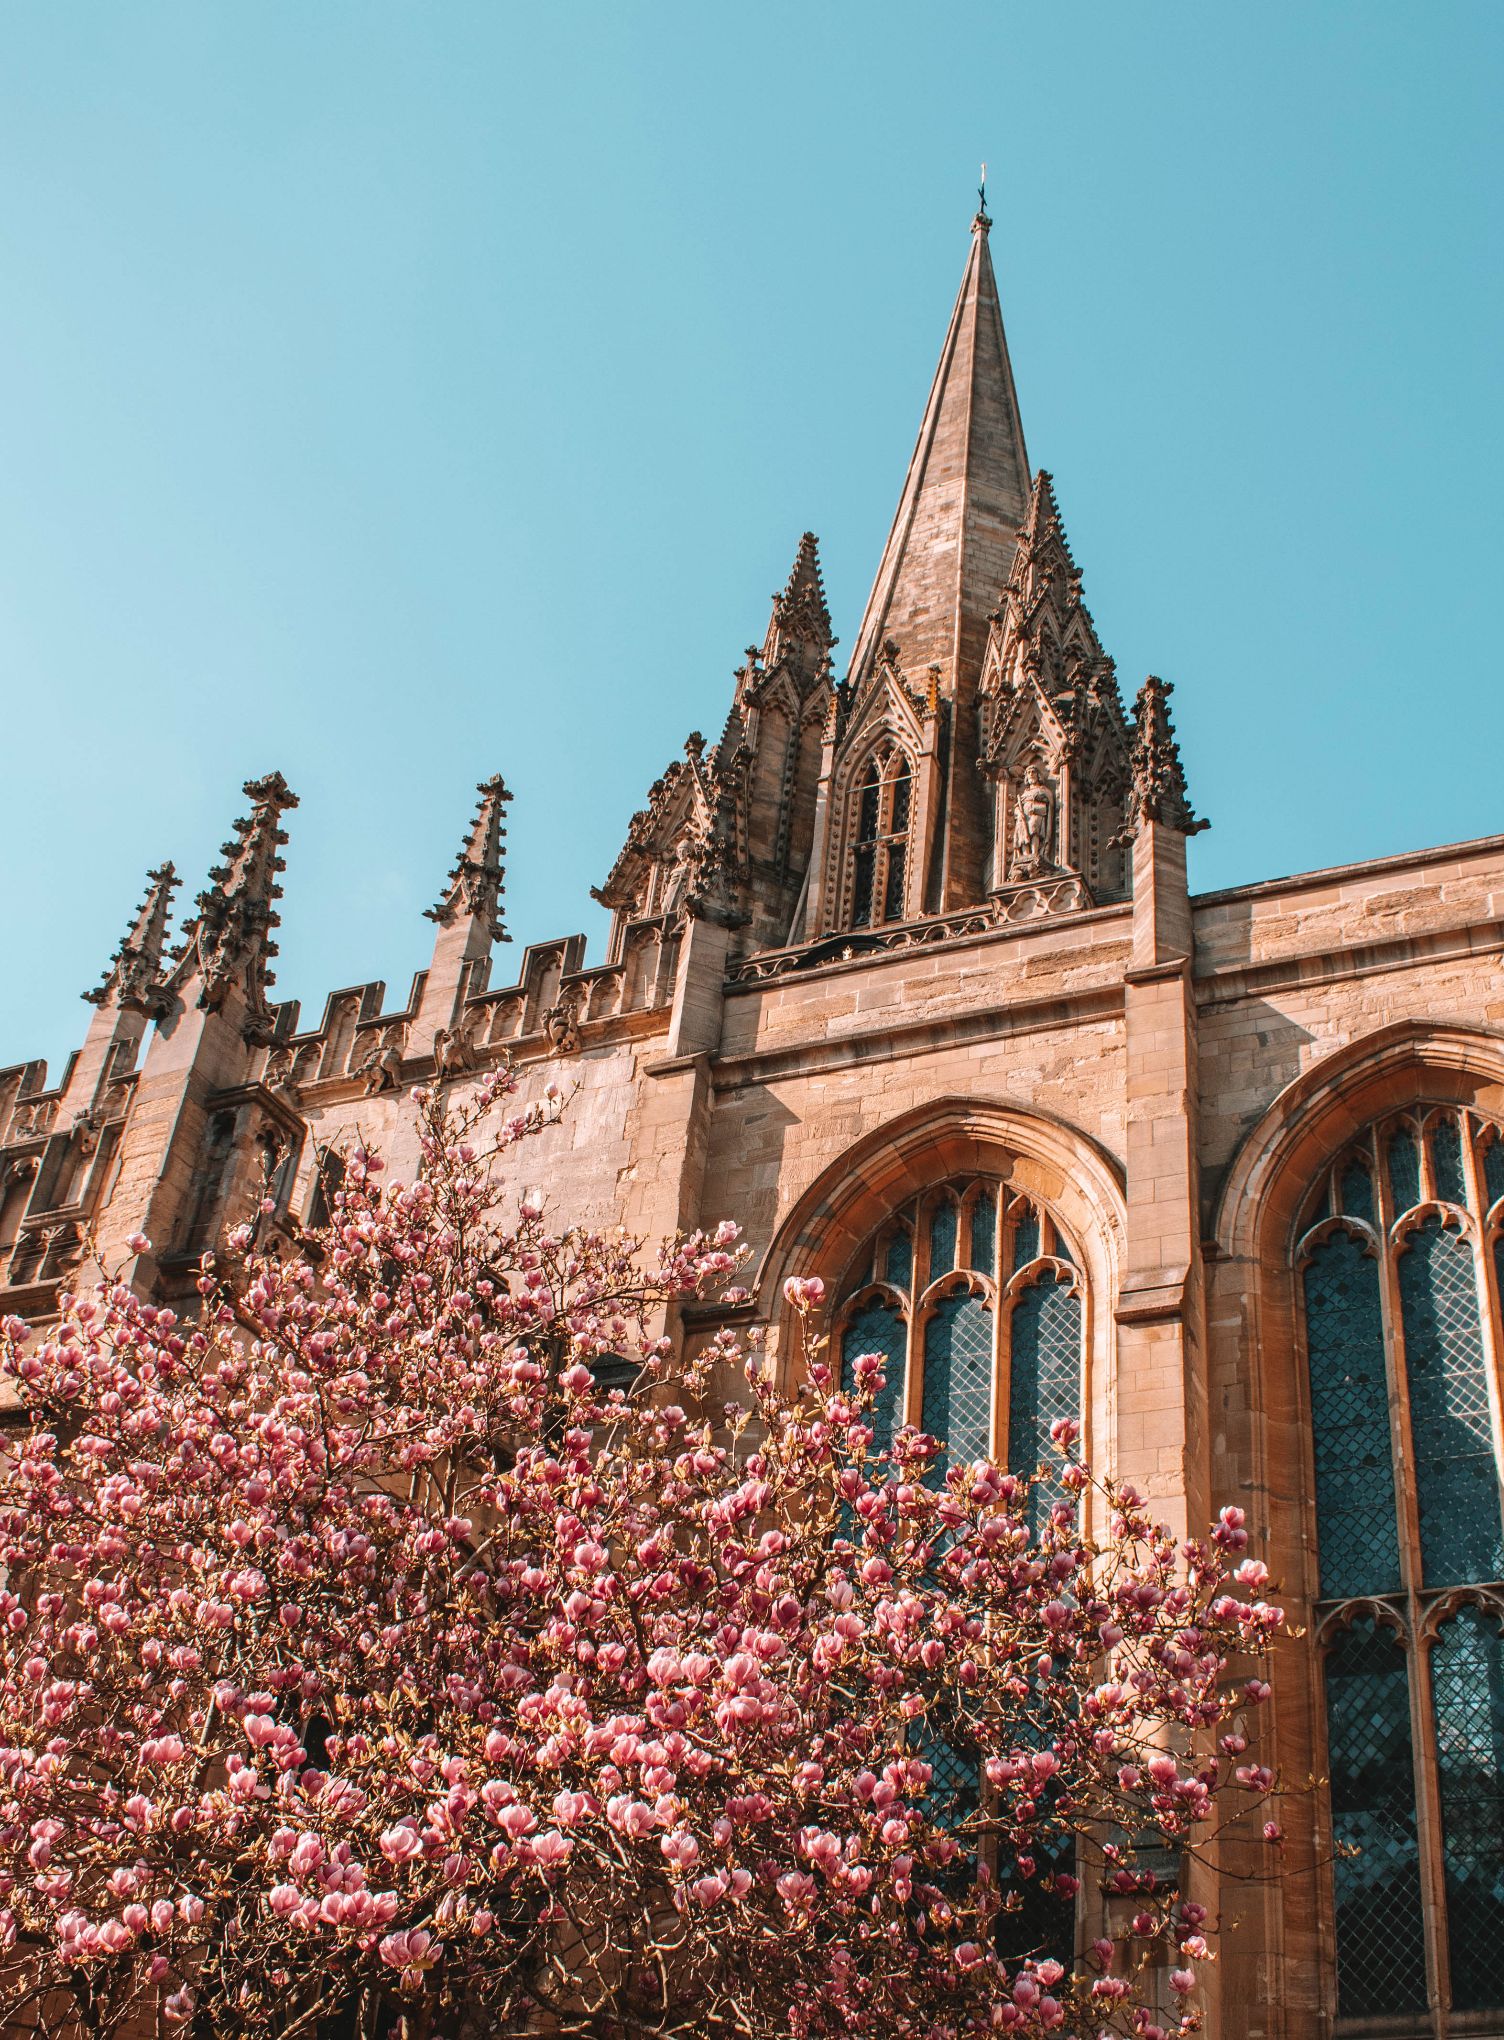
1, 4, 1500, 1070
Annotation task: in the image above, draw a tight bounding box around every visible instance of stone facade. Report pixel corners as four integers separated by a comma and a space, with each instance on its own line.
3, 203, 1502, 2040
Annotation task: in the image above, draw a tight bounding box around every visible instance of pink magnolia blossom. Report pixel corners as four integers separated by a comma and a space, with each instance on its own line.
0, 1073, 1283, 2039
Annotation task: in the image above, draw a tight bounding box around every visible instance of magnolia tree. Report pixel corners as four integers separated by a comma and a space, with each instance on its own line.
0, 1072, 1283, 2040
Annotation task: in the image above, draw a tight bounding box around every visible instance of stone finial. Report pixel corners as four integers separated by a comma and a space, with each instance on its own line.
85, 861, 179, 1016
769, 532, 834, 656
426, 774, 512, 944
174, 771, 299, 1041
1123, 677, 1208, 837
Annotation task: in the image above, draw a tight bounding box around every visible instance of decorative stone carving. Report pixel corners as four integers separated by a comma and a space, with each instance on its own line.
433, 1021, 479, 1082
357, 1028, 406, 1096
542, 988, 582, 1056
263, 1044, 302, 1109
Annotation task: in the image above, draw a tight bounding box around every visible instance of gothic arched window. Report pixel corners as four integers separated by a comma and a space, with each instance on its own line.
836, 1172, 1084, 1951
1299, 1106, 1504, 2020
849, 748, 912, 929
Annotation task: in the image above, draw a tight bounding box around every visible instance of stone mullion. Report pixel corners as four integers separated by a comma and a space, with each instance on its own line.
1409, 1628, 1452, 2032
1373, 1127, 1448, 2031
993, 1287, 1014, 1468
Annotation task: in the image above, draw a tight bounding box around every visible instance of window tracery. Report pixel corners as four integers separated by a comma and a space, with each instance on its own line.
1299, 1105, 1504, 2021
836, 1175, 1083, 1479
848, 748, 912, 929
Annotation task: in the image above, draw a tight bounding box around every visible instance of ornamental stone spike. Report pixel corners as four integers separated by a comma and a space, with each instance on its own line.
84, 860, 180, 1015
170, 770, 299, 1039
1124, 677, 1207, 838
426, 773, 512, 945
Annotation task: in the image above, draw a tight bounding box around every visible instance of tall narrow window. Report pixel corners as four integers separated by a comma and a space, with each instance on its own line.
1324, 1617, 1428, 2018
831, 1167, 1085, 1942
1431, 1607, 1504, 2010
848, 749, 913, 928
1300, 1106, 1504, 2019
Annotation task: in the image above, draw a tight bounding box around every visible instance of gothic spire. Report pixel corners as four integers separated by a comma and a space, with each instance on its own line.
427, 774, 511, 943
847, 207, 1032, 696
172, 771, 298, 1040
1124, 678, 1207, 837
755, 531, 835, 695
85, 861, 179, 1015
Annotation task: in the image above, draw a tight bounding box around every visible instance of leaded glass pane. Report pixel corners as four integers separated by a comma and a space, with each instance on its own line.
1008, 1276, 1081, 1534
1011, 1204, 1041, 1271
919, 1720, 981, 1833
1398, 1219, 1504, 1585
929, 1197, 958, 1279
920, 1292, 992, 1477
1431, 1607, 1504, 2010
1388, 1128, 1422, 1213
883, 1227, 913, 1294
1484, 1131, 1504, 1211
889, 768, 911, 835
841, 1297, 907, 1454
851, 846, 875, 927
1324, 1619, 1428, 2019
857, 770, 881, 841
882, 836, 907, 923
996, 1844, 1077, 1967
969, 1187, 996, 1278
1339, 1157, 1376, 1228
1431, 1115, 1468, 1206
1303, 1232, 1401, 1598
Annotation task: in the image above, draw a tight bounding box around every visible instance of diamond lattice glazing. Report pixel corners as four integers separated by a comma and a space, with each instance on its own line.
1399, 1219, 1504, 1585
1431, 1606, 1504, 2011
1324, 1619, 1429, 2019
1303, 1231, 1401, 1598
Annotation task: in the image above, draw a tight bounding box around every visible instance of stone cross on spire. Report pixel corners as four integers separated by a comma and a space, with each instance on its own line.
85, 861, 179, 1016
426, 774, 512, 943
171, 772, 299, 1043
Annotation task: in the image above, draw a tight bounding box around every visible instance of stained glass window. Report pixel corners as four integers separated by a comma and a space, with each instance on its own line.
921, 1291, 993, 1476
1012, 1203, 1041, 1271
1339, 1157, 1376, 1227
883, 1228, 913, 1291
847, 750, 912, 930
1009, 1275, 1082, 1533
841, 1296, 907, 1454
969, 1187, 996, 1277
1431, 1117, 1468, 1206
1301, 1107, 1504, 2018
1388, 1127, 1422, 1213
1324, 1619, 1428, 2018
833, 1170, 1085, 1943
929, 1197, 959, 1279
1484, 1132, 1504, 1210
1398, 1218, 1504, 1586
1431, 1607, 1504, 2010
1303, 1230, 1401, 1598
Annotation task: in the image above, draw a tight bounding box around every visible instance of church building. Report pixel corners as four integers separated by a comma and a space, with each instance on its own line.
3, 201, 1503, 2037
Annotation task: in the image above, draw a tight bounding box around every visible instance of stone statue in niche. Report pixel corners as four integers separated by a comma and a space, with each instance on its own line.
660, 829, 699, 919
1010, 759, 1056, 878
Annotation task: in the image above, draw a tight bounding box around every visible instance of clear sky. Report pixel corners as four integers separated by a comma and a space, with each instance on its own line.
1, 3, 1500, 1071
